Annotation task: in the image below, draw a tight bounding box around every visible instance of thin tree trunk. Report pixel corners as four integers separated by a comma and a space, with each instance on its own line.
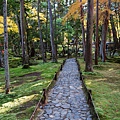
54, 0, 56, 41
109, 0, 119, 56
45, 1, 49, 59
66, 0, 68, 6
118, 3, 120, 40
16, 14, 21, 56
75, 34, 78, 59
48, 0, 57, 62
101, 18, 108, 62
85, 0, 94, 72
0, 50, 2, 67
54, 0, 57, 57
38, 0, 46, 62
3, 0, 10, 94
20, 0, 29, 68
100, 3, 109, 62
67, 36, 70, 58
80, 0, 85, 60
95, 0, 99, 65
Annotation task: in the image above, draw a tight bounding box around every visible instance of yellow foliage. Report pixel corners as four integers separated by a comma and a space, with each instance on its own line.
98, 0, 108, 3
0, 6, 46, 35
62, 0, 110, 24
27, 8, 46, 22
32, 37, 40, 42
111, 0, 120, 2
25, 3, 46, 23
62, 1, 83, 25
95, 8, 115, 25
0, 16, 18, 35
73, 12, 80, 20
62, 0, 118, 25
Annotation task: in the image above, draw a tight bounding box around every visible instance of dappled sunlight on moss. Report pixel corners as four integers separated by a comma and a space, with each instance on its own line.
111, 90, 119, 94
0, 59, 61, 119
31, 82, 43, 87
85, 80, 91, 85
108, 68, 113, 71
0, 94, 38, 113
96, 78, 107, 81
86, 78, 108, 83
0, 86, 4, 93
84, 72, 120, 119
31, 80, 50, 88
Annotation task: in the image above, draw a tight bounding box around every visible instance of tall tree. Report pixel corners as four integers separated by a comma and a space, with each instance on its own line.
38, 0, 46, 62
3, 0, 10, 94
100, 5, 109, 62
48, 0, 57, 62
85, 0, 94, 72
20, 0, 29, 68
53, 0, 56, 41
80, 0, 85, 60
95, 0, 99, 65
53, 0, 57, 57
109, 0, 119, 56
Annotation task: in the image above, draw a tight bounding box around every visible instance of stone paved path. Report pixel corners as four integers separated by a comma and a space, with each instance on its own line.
38, 58, 92, 120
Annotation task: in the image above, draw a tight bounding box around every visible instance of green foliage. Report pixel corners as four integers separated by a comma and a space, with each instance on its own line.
83, 71, 102, 76
41, 2, 47, 8
0, 113, 17, 120
107, 57, 120, 63
93, 65, 104, 70
0, 68, 4, 71
95, 107, 108, 119
9, 57, 22, 68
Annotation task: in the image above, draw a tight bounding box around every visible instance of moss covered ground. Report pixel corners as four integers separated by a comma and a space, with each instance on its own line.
0, 59, 62, 120
0, 57, 120, 120
79, 57, 120, 120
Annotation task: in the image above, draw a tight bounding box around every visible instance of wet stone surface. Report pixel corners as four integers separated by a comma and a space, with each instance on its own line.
38, 58, 92, 120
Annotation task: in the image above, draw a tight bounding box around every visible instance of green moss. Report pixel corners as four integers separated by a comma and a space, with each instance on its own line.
0, 59, 62, 120
78, 58, 120, 120
9, 57, 22, 68
0, 113, 17, 120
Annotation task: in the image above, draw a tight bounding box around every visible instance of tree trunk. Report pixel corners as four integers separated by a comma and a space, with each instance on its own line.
48, 0, 57, 62
3, 0, 10, 94
80, 0, 85, 60
0, 50, 2, 67
38, 0, 46, 62
75, 29, 78, 59
95, 0, 99, 65
100, 7, 109, 62
109, 0, 119, 56
67, 36, 70, 58
45, 1, 49, 59
110, 22, 118, 56
101, 20, 108, 62
85, 0, 94, 72
54, 0, 57, 57
16, 15, 21, 56
54, 0, 56, 42
20, 0, 29, 68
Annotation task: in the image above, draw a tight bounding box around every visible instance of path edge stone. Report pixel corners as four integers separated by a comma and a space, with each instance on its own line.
29, 59, 66, 120
76, 59, 100, 120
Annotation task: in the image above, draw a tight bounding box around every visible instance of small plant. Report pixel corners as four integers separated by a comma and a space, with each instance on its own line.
83, 71, 101, 76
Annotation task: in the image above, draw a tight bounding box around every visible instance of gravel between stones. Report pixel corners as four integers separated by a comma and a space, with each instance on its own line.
38, 58, 92, 120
